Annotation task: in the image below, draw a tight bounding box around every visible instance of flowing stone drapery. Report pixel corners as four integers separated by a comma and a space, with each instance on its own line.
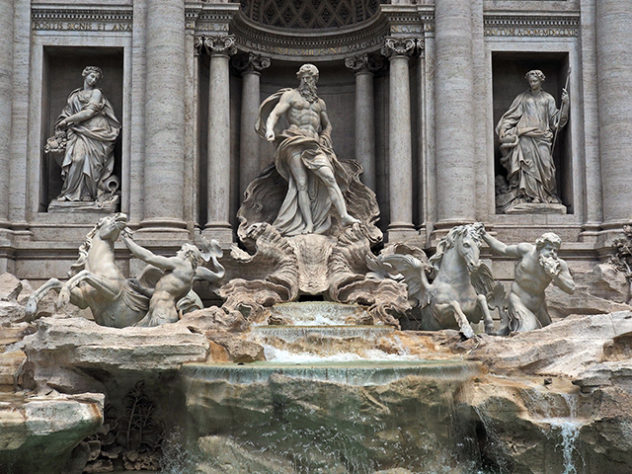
204, 35, 236, 242
381, 38, 417, 242
596, 0, 632, 230
0, 0, 14, 228
140, 0, 187, 234
345, 54, 376, 191
434, 0, 476, 227
236, 53, 270, 198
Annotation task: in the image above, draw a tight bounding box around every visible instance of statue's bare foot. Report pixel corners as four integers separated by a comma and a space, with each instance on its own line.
303, 223, 314, 234
341, 214, 360, 226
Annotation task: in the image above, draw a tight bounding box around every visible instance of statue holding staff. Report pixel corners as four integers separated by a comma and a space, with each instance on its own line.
496, 69, 570, 211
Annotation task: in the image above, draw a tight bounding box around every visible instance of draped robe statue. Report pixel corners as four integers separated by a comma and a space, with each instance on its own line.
496, 69, 569, 212
46, 66, 120, 206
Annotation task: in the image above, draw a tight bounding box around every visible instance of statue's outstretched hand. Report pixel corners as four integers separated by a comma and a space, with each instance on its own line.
121, 227, 134, 240
561, 89, 569, 105
265, 130, 275, 142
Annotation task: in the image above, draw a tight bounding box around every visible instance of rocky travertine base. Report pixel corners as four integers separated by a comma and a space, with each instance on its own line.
3, 267, 632, 473
0, 392, 104, 474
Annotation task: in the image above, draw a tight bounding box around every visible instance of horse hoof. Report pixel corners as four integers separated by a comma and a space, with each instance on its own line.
24, 299, 36, 318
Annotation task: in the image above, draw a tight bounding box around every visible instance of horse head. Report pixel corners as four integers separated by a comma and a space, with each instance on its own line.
430, 223, 484, 275
96, 213, 128, 243
454, 224, 483, 273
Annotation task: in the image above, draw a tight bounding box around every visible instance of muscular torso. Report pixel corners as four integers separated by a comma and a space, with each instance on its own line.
285, 91, 323, 139
152, 262, 195, 303
511, 249, 551, 309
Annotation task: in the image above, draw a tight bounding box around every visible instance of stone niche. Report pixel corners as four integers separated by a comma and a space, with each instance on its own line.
40, 46, 124, 212
492, 52, 572, 214
206, 57, 420, 235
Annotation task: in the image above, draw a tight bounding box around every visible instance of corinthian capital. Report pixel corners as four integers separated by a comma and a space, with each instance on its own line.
345, 54, 385, 74
380, 37, 418, 59
233, 53, 271, 74
203, 35, 237, 56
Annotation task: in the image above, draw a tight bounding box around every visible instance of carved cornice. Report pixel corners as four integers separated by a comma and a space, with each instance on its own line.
381, 37, 418, 59
203, 35, 237, 56
232, 53, 271, 74
231, 11, 390, 61
484, 14, 579, 37
31, 6, 132, 32
189, 3, 240, 36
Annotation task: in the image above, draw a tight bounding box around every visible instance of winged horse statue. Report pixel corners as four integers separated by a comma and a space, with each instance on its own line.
377, 223, 504, 338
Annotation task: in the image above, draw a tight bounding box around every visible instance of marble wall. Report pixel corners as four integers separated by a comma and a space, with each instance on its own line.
0, 0, 631, 284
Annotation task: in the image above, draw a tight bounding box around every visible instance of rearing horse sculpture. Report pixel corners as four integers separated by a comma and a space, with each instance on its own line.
25, 213, 150, 327
25, 213, 225, 328
378, 223, 502, 338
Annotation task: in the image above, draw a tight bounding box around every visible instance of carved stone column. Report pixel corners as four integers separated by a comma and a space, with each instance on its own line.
0, 0, 14, 227
235, 53, 270, 197
382, 38, 417, 242
596, 0, 632, 230
204, 35, 236, 242
140, 0, 187, 235
434, 0, 476, 228
345, 54, 377, 190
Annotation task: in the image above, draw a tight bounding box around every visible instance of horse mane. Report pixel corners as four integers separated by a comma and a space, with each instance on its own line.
68, 216, 107, 277
429, 224, 483, 275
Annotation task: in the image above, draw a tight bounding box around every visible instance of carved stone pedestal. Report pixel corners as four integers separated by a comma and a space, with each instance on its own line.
48, 197, 120, 213
503, 202, 567, 215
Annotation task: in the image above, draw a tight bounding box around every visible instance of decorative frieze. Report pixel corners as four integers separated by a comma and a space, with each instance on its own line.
31, 7, 132, 32
484, 15, 579, 37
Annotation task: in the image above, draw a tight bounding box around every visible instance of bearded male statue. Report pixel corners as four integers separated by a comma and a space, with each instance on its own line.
481, 230, 575, 334
245, 63, 379, 239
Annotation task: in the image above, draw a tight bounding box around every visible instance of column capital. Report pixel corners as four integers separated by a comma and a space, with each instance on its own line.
203, 34, 237, 56
233, 53, 271, 75
344, 54, 384, 74
381, 37, 418, 59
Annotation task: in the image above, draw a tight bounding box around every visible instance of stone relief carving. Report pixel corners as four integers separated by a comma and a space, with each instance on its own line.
24, 213, 224, 328
376, 223, 502, 338
45, 66, 121, 211
482, 230, 575, 334
495, 69, 569, 214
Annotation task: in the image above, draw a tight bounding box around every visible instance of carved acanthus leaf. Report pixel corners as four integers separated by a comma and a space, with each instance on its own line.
203, 34, 237, 56
233, 53, 272, 74
380, 37, 418, 58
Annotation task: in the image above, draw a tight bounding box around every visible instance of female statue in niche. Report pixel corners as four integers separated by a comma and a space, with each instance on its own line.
495, 69, 569, 213
46, 66, 121, 207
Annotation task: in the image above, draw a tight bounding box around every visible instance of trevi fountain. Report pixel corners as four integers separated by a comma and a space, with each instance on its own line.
1, 1, 632, 473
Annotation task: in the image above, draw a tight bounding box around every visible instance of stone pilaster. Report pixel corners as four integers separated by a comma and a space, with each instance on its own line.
596, 0, 632, 231
204, 35, 236, 242
140, 0, 187, 235
381, 37, 417, 242
345, 54, 377, 191
433, 0, 476, 228
0, 0, 14, 228
235, 53, 270, 198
